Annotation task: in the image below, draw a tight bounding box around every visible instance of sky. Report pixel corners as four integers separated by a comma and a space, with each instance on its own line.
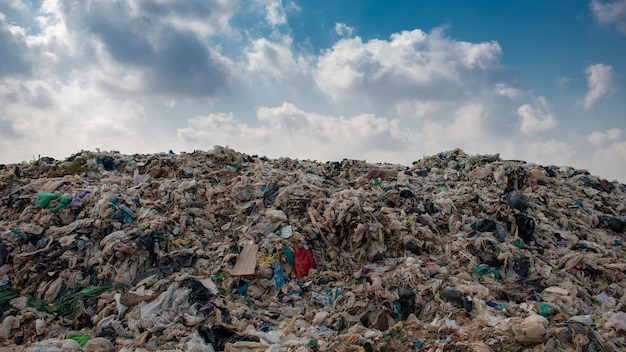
0, 1, 625, 182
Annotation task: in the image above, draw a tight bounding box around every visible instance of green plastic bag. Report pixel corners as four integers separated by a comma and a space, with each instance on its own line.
52, 194, 72, 212
35, 192, 60, 208
35, 192, 72, 212
67, 333, 90, 347
538, 303, 556, 317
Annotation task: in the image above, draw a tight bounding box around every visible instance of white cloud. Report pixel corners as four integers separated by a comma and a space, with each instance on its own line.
419, 103, 540, 164
175, 95, 624, 181
314, 28, 502, 101
495, 83, 522, 98
255, 102, 401, 144
591, 0, 626, 34
335, 23, 354, 37
0, 77, 151, 161
582, 63, 617, 109
587, 132, 605, 146
455, 41, 502, 69
163, 98, 176, 108
523, 140, 575, 167
587, 127, 622, 145
176, 101, 619, 182
420, 103, 494, 153
590, 140, 626, 181
246, 36, 309, 82
518, 96, 557, 133
257, 0, 287, 27
0, 14, 33, 77
393, 99, 445, 118
177, 112, 271, 154
12, 0, 237, 98
1, 0, 28, 11
556, 76, 572, 88
287, 2, 302, 12
314, 37, 368, 100
27, 0, 75, 53
256, 101, 308, 131
188, 112, 237, 129
177, 103, 406, 161
606, 127, 622, 139
126, 0, 238, 37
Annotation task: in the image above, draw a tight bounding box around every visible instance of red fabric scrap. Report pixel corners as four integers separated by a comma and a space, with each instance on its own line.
294, 245, 315, 279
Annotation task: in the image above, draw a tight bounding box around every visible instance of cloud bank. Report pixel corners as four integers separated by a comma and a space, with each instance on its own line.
0, 0, 624, 182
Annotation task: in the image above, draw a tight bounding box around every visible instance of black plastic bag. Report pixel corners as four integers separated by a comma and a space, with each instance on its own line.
440, 288, 472, 312
198, 325, 260, 351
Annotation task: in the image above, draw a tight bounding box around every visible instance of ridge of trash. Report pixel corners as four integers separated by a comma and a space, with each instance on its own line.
0, 146, 624, 352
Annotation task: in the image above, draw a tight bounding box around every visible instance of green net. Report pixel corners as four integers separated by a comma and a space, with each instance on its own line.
0, 287, 20, 310
27, 284, 125, 318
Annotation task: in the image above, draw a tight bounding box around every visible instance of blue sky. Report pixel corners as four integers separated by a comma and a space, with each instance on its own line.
1, 0, 625, 181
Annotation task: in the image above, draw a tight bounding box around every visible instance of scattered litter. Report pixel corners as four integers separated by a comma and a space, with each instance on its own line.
0, 146, 624, 350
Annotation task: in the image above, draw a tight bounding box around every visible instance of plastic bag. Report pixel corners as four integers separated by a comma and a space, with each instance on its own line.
512, 314, 548, 344
35, 192, 60, 209
294, 245, 315, 279
271, 261, 287, 289
198, 325, 260, 351
35, 192, 72, 212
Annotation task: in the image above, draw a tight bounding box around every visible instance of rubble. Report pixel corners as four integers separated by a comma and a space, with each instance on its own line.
0, 146, 624, 351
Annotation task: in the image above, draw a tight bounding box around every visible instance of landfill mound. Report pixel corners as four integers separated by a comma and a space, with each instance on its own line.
0, 146, 625, 352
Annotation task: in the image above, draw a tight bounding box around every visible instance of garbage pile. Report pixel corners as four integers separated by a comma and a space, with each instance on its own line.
0, 146, 625, 351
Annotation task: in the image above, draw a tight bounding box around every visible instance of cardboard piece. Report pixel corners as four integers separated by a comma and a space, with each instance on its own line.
230, 243, 259, 276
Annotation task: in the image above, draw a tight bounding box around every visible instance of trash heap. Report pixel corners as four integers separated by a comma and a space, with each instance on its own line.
0, 146, 625, 352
